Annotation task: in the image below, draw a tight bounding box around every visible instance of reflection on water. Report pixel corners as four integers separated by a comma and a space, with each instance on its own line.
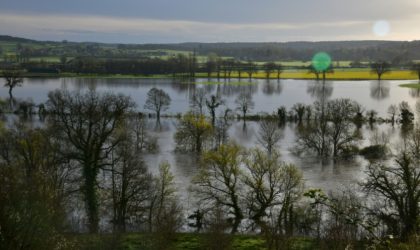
1, 77, 419, 118
262, 80, 283, 95
370, 81, 390, 100
409, 87, 420, 98
306, 80, 333, 100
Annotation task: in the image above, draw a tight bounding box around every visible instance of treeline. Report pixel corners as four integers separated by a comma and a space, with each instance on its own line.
16, 56, 285, 77
1, 89, 419, 249
2, 35, 420, 64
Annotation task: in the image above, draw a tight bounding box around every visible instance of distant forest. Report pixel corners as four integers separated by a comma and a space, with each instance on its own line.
1, 35, 420, 63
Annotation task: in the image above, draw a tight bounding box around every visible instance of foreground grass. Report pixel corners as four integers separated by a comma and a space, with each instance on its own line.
72, 233, 317, 250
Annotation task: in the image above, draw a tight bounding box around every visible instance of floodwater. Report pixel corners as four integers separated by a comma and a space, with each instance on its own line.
1, 77, 416, 205
2, 77, 420, 117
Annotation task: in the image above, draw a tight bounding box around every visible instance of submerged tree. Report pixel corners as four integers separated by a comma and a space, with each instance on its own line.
257, 119, 282, 155
2, 70, 23, 100
190, 88, 207, 115
296, 98, 359, 157
47, 89, 134, 233
387, 104, 398, 126
144, 88, 171, 120
243, 149, 303, 232
2, 70, 23, 109
174, 112, 213, 153
192, 143, 244, 233
327, 99, 358, 157
206, 95, 223, 125
235, 92, 254, 119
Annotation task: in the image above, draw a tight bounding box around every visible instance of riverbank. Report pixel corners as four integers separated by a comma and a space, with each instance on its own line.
13, 69, 419, 81
72, 233, 318, 250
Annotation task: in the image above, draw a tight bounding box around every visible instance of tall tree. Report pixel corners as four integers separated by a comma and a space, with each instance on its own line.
46, 89, 134, 233
144, 88, 171, 120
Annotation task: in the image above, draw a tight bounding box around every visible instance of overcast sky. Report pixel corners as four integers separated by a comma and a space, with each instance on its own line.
0, 0, 419, 43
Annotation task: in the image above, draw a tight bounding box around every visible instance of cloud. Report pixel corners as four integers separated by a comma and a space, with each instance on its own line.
0, 12, 419, 43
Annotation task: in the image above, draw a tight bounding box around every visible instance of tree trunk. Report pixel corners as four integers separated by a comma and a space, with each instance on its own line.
84, 164, 99, 233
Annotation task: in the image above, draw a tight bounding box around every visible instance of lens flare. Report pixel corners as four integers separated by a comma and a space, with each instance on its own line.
373, 20, 390, 37
312, 52, 331, 72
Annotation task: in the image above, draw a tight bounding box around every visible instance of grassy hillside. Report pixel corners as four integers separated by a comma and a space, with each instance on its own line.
1, 35, 420, 63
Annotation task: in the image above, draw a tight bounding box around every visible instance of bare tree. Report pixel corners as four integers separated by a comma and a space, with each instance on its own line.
235, 92, 254, 119
370, 61, 391, 80
2, 70, 23, 99
292, 103, 307, 124
190, 88, 206, 115
2, 70, 23, 108
296, 100, 329, 157
264, 62, 276, 79
327, 99, 359, 157
206, 95, 223, 125
144, 88, 171, 120
387, 104, 398, 126
257, 119, 282, 155
296, 99, 359, 157
148, 162, 183, 249
108, 126, 152, 232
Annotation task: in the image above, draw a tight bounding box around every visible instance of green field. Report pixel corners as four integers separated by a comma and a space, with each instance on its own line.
399, 83, 420, 89
197, 69, 418, 80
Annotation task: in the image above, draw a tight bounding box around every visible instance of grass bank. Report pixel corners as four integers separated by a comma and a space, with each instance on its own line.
399, 83, 420, 89
72, 233, 317, 250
